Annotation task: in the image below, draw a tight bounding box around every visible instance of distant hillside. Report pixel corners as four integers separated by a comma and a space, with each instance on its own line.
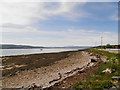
0, 44, 44, 49
0, 44, 93, 49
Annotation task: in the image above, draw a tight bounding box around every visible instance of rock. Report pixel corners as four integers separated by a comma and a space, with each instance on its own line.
102, 68, 112, 73
110, 85, 120, 89
49, 73, 62, 84
8, 73, 16, 77
112, 69, 116, 73
87, 63, 94, 67
78, 70, 84, 73
101, 58, 108, 62
53, 82, 60, 86
65, 68, 81, 75
27, 83, 42, 89
63, 81, 66, 83
111, 86, 117, 89
91, 59, 97, 62
96, 54, 100, 58
112, 76, 120, 83
5, 65, 12, 68
90, 53, 93, 56
87, 63, 91, 66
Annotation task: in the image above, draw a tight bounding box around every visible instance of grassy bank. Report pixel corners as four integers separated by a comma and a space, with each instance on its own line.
72, 49, 120, 89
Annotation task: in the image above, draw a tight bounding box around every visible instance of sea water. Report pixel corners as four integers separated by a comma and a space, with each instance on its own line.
0, 47, 88, 57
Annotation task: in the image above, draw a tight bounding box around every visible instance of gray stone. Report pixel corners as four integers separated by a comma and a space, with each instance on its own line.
91, 59, 97, 62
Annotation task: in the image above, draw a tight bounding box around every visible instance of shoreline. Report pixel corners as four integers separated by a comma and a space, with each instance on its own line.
1, 50, 79, 58
2, 49, 105, 88
1, 48, 91, 57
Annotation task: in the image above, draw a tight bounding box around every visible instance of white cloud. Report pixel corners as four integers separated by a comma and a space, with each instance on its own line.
0, 26, 38, 33
1, 27, 118, 46
0, 1, 117, 26
0, 2, 46, 25
0, 2, 87, 26
2, 33, 118, 47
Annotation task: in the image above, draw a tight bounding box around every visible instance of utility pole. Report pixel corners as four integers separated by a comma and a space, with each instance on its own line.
101, 36, 103, 49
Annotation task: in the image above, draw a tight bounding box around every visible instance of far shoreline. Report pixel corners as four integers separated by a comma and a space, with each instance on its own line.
1, 48, 91, 57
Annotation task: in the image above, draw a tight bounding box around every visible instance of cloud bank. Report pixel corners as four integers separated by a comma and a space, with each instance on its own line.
0, 2, 87, 26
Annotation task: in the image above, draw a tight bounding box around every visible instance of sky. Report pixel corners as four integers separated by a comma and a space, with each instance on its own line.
0, 1, 119, 46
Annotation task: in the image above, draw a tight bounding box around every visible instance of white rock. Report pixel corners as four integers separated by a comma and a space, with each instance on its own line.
102, 68, 112, 73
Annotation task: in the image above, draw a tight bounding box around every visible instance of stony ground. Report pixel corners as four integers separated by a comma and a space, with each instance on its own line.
2, 50, 104, 89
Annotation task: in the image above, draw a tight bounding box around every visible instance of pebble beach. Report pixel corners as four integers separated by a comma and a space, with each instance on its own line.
2, 50, 104, 88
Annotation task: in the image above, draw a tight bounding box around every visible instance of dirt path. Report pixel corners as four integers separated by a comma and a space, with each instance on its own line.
3, 51, 94, 88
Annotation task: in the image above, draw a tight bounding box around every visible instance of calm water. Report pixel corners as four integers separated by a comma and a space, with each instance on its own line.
0, 48, 87, 57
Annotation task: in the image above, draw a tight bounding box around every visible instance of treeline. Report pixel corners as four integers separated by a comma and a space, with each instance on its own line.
97, 44, 120, 49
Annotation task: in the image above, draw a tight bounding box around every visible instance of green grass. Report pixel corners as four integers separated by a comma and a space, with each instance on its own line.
72, 49, 120, 89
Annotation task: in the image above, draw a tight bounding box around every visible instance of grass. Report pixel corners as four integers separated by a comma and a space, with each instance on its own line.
72, 49, 120, 89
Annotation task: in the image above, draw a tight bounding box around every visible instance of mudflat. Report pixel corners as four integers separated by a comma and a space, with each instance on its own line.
2, 51, 76, 76
2, 50, 100, 88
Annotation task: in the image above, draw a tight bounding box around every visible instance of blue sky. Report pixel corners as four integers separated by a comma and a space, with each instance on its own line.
0, 2, 119, 46
37, 2, 118, 32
